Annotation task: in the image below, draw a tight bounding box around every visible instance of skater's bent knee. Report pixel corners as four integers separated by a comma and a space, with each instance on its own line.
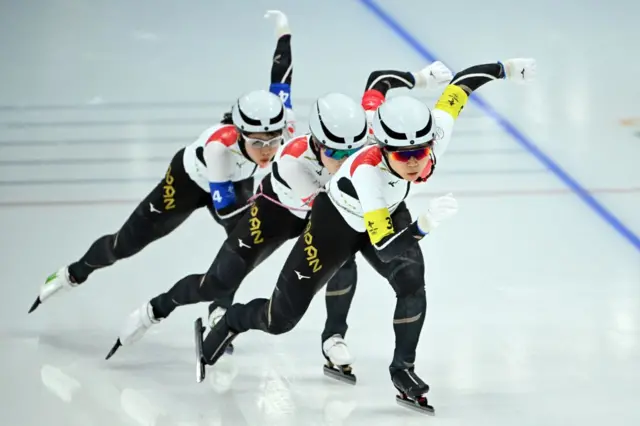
395, 280, 426, 299
394, 287, 426, 325
103, 233, 130, 260
267, 319, 297, 335
326, 283, 354, 297
391, 261, 425, 296
265, 307, 302, 335
195, 274, 217, 300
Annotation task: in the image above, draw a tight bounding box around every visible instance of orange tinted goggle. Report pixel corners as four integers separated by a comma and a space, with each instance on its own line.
387, 145, 432, 162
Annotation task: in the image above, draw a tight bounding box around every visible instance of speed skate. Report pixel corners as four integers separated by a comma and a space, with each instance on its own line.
395, 390, 435, 415
194, 318, 206, 383
392, 369, 435, 415
323, 362, 356, 384
322, 335, 356, 385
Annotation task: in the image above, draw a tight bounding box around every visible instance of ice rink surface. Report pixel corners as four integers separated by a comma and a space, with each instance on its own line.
1, 0, 639, 425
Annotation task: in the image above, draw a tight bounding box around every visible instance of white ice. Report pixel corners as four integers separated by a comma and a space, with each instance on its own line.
1, 1, 639, 425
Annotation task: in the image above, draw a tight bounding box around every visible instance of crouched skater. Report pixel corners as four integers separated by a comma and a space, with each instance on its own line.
194, 57, 537, 414
106, 92, 369, 373
106, 58, 455, 387
28, 10, 295, 314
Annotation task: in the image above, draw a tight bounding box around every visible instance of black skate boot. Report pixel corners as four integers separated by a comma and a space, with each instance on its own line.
391, 368, 434, 415
194, 316, 238, 383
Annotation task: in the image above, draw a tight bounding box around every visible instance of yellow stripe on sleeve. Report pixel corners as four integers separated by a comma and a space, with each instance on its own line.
363, 208, 394, 244
434, 85, 469, 119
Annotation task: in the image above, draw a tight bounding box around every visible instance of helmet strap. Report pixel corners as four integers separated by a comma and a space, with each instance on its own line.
309, 136, 324, 166
237, 135, 255, 164
380, 149, 404, 180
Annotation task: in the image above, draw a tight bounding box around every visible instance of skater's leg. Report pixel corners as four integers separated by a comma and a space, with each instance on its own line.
148, 273, 205, 319
359, 202, 433, 410
30, 149, 209, 314
200, 193, 362, 365
107, 177, 305, 359
320, 256, 358, 381
151, 182, 305, 320
106, 273, 207, 360
359, 202, 427, 374
200, 177, 307, 315
225, 221, 353, 334
68, 149, 205, 283
106, 198, 289, 360
321, 256, 357, 342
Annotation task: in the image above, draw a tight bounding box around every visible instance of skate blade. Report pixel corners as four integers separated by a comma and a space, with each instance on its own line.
28, 297, 42, 314
395, 395, 435, 415
105, 339, 122, 360
194, 318, 205, 383
323, 364, 356, 385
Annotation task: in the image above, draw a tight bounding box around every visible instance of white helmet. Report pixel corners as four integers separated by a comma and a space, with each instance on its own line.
232, 90, 285, 133
371, 95, 437, 149
308, 93, 368, 151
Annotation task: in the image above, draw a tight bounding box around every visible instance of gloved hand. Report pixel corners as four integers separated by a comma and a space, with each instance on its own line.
265, 10, 290, 37
502, 58, 537, 83
417, 193, 458, 234
413, 61, 453, 90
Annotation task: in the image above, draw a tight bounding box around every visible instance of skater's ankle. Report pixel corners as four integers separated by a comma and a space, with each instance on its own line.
149, 301, 168, 320
66, 264, 86, 285
321, 332, 344, 343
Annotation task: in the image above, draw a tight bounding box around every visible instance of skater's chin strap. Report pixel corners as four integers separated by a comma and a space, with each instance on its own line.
247, 182, 317, 213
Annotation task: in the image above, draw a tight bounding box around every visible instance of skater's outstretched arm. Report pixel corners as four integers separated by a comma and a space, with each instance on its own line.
357, 58, 536, 261
203, 12, 298, 218
360, 63, 452, 143
218, 10, 295, 135
429, 58, 537, 160
361, 63, 453, 119
265, 10, 296, 138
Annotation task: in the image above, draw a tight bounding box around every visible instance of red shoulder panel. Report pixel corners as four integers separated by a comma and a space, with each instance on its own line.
281, 136, 309, 158
350, 146, 382, 176
205, 125, 238, 147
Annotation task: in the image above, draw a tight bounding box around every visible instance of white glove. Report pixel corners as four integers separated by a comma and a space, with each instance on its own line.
503, 58, 536, 83
413, 61, 453, 90
264, 10, 290, 37
417, 193, 458, 234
